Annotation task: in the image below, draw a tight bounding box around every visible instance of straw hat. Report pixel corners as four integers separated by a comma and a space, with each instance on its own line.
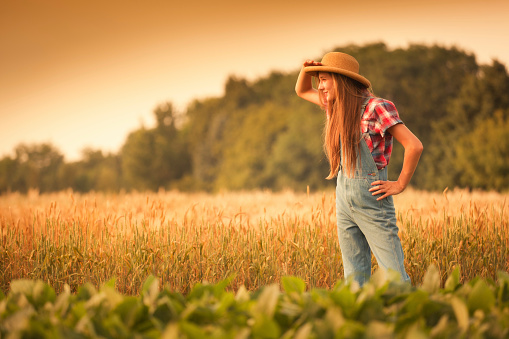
304, 52, 371, 88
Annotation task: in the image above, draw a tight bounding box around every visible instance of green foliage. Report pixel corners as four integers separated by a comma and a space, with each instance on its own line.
72, 149, 122, 192
426, 60, 509, 190
0, 156, 17, 192
455, 110, 509, 190
122, 102, 191, 191
0, 143, 65, 193
2, 268, 509, 338
215, 102, 293, 190
184, 97, 229, 190
122, 127, 159, 190
266, 101, 330, 190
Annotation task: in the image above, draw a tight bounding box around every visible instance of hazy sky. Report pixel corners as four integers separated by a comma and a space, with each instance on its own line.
1, 0, 508, 161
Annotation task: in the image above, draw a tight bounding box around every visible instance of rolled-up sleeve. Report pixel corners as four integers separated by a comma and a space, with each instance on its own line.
375, 100, 403, 137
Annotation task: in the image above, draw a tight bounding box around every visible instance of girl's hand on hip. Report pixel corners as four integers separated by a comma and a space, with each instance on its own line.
369, 180, 405, 200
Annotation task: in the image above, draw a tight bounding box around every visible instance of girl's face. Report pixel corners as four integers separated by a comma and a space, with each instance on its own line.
318, 72, 335, 104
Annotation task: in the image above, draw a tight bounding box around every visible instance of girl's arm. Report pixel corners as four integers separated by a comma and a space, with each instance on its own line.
369, 124, 423, 200
295, 60, 322, 106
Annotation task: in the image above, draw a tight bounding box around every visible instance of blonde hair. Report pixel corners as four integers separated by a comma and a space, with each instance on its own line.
319, 73, 370, 179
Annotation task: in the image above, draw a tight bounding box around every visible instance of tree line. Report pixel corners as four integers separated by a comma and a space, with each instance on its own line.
1, 43, 508, 194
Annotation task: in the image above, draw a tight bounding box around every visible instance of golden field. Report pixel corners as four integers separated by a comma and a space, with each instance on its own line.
1, 188, 507, 295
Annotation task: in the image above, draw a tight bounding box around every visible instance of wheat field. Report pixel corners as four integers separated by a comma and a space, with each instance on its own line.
1, 187, 507, 295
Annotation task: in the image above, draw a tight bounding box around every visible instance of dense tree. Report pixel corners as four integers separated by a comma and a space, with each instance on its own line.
70, 149, 121, 192
426, 60, 509, 190
0, 156, 17, 193
214, 102, 291, 190
265, 100, 329, 190
121, 102, 191, 191
11, 143, 65, 193
454, 110, 509, 190
121, 127, 155, 190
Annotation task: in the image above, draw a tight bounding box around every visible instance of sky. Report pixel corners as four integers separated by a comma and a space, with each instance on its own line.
1, 0, 508, 161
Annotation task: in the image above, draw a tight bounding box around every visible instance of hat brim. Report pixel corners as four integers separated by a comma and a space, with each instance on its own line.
304, 66, 371, 88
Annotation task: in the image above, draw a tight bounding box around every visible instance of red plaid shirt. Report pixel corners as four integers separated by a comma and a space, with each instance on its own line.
360, 97, 403, 170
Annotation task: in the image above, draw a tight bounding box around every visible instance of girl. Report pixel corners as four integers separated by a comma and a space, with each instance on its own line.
295, 52, 423, 286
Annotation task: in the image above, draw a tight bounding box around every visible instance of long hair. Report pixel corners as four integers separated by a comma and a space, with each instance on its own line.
319, 73, 369, 179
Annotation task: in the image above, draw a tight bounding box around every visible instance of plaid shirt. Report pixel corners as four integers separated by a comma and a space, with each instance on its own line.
360, 97, 403, 170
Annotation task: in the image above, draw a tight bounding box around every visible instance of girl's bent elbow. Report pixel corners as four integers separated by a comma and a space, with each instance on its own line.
415, 141, 424, 154
295, 89, 308, 100
405, 139, 423, 155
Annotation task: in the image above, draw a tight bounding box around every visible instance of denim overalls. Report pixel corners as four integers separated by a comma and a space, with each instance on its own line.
335, 99, 410, 286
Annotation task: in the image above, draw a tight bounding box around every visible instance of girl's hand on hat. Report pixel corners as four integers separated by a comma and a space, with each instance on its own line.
369, 180, 405, 200
303, 59, 322, 67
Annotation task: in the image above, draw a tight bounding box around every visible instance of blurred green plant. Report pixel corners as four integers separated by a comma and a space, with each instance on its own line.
1, 266, 508, 338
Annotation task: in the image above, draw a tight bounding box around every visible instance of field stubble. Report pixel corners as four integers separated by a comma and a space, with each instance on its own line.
1, 187, 507, 295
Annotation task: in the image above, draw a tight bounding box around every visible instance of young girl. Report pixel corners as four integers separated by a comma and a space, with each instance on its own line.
295, 52, 423, 286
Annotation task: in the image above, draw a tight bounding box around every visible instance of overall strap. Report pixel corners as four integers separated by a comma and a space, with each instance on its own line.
360, 96, 371, 114
357, 96, 379, 176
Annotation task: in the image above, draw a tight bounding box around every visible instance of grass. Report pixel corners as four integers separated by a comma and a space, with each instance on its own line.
1, 188, 507, 295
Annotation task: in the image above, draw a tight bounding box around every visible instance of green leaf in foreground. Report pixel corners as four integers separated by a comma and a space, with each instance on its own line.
281, 276, 306, 295
421, 264, 440, 294
9, 279, 56, 309
444, 266, 461, 292
467, 279, 496, 314
1, 267, 509, 338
